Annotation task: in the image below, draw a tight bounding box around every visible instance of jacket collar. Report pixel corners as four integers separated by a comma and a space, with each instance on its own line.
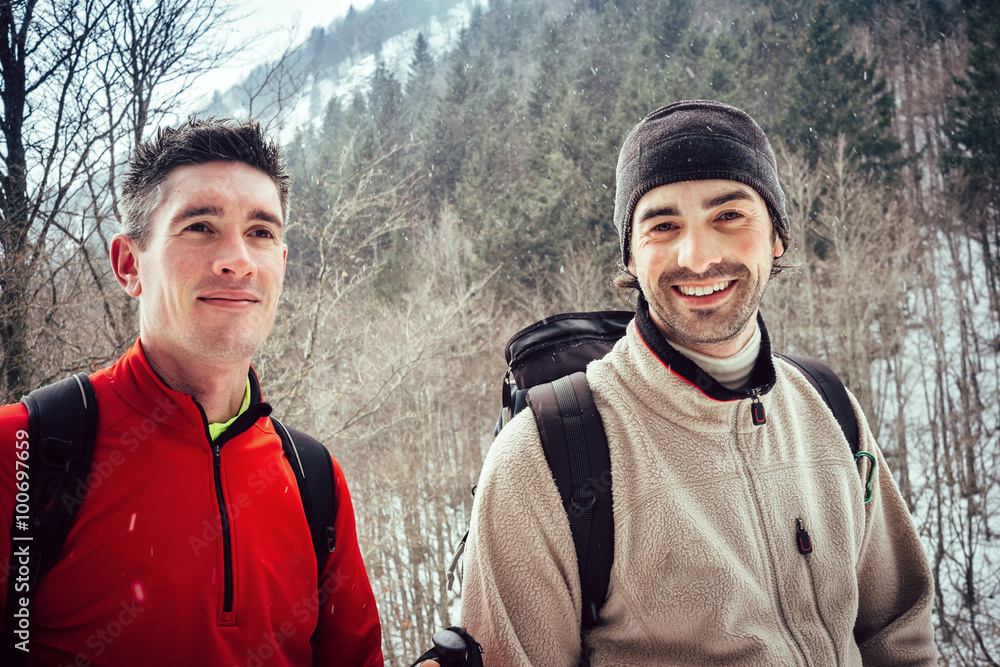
104, 340, 272, 441
633, 294, 776, 402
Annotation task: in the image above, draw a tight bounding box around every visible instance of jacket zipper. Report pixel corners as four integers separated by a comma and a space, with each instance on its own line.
213, 441, 235, 614
796, 519, 841, 667
194, 390, 269, 623
194, 399, 236, 621
732, 408, 809, 666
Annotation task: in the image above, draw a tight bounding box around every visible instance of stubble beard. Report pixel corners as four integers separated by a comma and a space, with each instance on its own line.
184, 277, 280, 362
643, 260, 768, 349
186, 325, 271, 362
143, 288, 279, 366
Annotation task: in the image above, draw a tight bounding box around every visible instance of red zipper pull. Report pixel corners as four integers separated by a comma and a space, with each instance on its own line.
750, 388, 766, 426
796, 518, 813, 555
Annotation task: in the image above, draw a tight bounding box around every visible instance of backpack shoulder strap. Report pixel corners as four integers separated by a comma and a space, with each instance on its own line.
4, 373, 97, 664
774, 353, 860, 455
527, 371, 614, 632
271, 418, 337, 579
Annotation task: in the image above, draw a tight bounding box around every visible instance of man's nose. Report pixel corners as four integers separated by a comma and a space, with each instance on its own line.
675, 226, 722, 274
212, 232, 256, 277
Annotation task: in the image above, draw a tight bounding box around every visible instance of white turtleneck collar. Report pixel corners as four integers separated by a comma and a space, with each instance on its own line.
665, 323, 762, 390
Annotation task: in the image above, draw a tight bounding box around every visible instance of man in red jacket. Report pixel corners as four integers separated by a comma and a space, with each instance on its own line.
0, 119, 384, 666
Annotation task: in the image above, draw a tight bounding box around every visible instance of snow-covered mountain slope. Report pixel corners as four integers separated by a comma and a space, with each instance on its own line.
205, 0, 485, 142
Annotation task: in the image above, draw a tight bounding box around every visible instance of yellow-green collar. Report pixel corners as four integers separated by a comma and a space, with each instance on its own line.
208, 379, 252, 441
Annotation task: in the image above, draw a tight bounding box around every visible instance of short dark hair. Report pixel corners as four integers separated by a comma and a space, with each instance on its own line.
120, 118, 290, 249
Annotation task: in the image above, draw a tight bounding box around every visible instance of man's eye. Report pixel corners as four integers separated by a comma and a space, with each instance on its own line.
185, 222, 211, 233
251, 228, 275, 239
653, 222, 677, 232
719, 211, 743, 221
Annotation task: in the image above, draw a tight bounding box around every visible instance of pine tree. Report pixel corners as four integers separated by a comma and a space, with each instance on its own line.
527, 23, 564, 122
407, 32, 435, 97
321, 96, 345, 139
369, 61, 403, 129
691, 19, 769, 118
781, 0, 899, 176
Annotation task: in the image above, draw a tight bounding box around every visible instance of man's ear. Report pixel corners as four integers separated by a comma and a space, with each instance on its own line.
773, 235, 785, 260
111, 233, 142, 297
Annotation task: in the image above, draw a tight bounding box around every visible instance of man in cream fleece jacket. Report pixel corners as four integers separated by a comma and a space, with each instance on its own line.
460, 101, 937, 666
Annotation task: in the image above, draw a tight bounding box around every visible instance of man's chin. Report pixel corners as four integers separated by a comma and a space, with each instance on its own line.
187, 333, 266, 364
665, 324, 745, 349
650, 303, 753, 350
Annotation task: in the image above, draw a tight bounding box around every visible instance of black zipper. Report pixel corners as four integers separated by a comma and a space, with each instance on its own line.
795, 519, 840, 666
191, 381, 272, 620
193, 399, 236, 617
196, 402, 268, 616
212, 441, 235, 613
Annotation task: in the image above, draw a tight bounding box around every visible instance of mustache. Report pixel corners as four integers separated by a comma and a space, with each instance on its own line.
656, 261, 750, 286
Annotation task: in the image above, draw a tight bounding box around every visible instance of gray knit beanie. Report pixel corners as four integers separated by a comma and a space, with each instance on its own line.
614, 100, 789, 269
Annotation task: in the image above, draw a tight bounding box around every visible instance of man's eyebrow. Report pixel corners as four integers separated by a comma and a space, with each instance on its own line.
637, 205, 679, 224
170, 205, 223, 225
248, 208, 283, 227
702, 189, 755, 210
169, 206, 282, 227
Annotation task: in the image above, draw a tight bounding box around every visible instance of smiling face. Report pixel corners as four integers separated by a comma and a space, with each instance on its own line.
627, 179, 783, 358
112, 161, 287, 368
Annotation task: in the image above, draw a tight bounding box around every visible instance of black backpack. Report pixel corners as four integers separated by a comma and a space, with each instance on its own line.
3, 373, 337, 664
452, 310, 869, 633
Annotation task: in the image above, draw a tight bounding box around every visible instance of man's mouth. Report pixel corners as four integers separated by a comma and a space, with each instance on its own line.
198, 298, 258, 304
197, 290, 261, 303
675, 280, 734, 297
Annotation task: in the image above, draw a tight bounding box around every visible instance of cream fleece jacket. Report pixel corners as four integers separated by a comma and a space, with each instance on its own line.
461, 312, 936, 667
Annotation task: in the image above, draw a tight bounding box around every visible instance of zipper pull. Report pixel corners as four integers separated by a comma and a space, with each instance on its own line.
750, 388, 766, 426
796, 518, 813, 555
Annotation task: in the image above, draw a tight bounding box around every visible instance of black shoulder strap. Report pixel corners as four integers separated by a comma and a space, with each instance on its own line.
271, 418, 338, 581
271, 418, 338, 654
4, 373, 97, 665
527, 371, 614, 632
774, 353, 860, 455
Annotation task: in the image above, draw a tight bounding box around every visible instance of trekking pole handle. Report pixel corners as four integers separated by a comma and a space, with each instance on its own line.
431, 629, 468, 665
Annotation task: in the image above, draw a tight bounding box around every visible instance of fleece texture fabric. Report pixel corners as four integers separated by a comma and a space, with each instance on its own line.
461, 314, 936, 666
0, 341, 384, 666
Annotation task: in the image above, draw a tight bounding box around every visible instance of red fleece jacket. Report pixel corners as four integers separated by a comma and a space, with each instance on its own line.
0, 342, 383, 666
